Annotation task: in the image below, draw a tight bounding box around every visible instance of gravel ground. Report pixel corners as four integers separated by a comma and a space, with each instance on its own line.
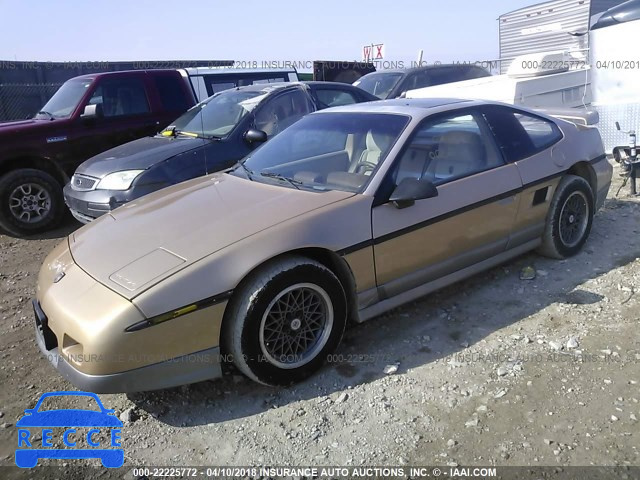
0, 161, 638, 478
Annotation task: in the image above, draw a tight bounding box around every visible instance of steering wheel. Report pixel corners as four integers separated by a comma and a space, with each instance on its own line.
355, 160, 378, 174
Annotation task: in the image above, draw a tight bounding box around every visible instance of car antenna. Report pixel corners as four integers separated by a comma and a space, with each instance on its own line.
197, 68, 209, 175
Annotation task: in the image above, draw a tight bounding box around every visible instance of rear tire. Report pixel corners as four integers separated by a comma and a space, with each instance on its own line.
0, 168, 65, 236
537, 175, 594, 259
223, 256, 347, 386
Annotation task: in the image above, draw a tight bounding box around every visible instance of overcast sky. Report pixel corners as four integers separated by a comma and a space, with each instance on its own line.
1, 0, 538, 68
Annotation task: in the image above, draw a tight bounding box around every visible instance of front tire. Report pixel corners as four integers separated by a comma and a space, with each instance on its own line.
0, 168, 65, 236
224, 256, 347, 386
538, 175, 594, 259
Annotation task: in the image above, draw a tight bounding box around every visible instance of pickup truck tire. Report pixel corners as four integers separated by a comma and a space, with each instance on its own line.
0, 169, 65, 236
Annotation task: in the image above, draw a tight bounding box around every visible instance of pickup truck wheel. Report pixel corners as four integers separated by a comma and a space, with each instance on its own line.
224, 256, 347, 386
0, 169, 65, 236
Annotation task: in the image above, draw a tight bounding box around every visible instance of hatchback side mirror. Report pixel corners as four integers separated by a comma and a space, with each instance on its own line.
244, 128, 268, 144
389, 177, 438, 209
81, 103, 103, 120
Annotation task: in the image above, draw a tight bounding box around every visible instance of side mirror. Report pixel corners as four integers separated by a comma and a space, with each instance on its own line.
389, 177, 438, 209
81, 103, 103, 120
244, 128, 268, 144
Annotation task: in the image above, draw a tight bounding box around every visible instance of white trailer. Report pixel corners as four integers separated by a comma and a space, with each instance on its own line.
407, 0, 640, 156
589, 0, 640, 156
405, 51, 591, 109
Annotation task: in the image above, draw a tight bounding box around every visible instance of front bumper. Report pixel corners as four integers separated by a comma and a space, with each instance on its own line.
63, 183, 130, 223
34, 240, 224, 393
34, 314, 221, 393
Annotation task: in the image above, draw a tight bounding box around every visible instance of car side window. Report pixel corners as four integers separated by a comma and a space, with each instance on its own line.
87, 78, 150, 118
399, 73, 418, 92
254, 90, 313, 138
412, 71, 431, 89
482, 106, 562, 162
207, 81, 236, 96
314, 89, 359, 109
428, 67, 467, 86
514, 113, 563, 150
393, 112, 504, 186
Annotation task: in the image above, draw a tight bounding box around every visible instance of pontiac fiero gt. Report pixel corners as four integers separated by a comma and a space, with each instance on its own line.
34, 99, 612, 392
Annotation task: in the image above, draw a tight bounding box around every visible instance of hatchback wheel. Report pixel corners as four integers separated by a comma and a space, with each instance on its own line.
0, 169, 64, 236
538, 175, 594, 259
224, 256, 347, 386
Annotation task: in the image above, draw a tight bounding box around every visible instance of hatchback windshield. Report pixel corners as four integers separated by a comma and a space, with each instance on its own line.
37, 79, 93, 119
232, 112, 410, 193
353, 72, 403, 99
167, 88, 269, 138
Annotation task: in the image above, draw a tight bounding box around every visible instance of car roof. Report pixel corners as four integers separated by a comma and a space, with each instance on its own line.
362, 65, 487, 76
314, 98, 476, 115
69, 69, 179, 81
70, 67, 299, 82
219, 81, 364, 95
184, 67, 297, 75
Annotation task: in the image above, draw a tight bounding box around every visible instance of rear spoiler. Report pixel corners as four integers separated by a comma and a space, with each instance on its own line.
535, 108, 600, 126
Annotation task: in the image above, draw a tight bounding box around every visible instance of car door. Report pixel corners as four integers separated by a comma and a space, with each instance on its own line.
71, 75, 158, 160
371, 109, 523, 298
253, 88, 314, 139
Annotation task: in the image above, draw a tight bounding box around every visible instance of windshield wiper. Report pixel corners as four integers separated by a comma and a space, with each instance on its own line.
36, 111, 55, 120
174, 130, 221, 140
237, 159, 255, 181
260, 172, 302, 190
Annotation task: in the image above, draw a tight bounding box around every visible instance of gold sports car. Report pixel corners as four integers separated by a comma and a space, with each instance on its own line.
34, 99, 612, 392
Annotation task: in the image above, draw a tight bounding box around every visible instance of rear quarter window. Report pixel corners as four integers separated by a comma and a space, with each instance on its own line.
514, 113, 563, 150
482, 106, 563, 162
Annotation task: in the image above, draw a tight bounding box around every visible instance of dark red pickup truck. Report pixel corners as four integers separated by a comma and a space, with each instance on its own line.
0, 69, 195, 235
0, 66, 299, 236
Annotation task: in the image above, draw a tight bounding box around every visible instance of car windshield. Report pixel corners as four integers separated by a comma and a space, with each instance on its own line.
37, 79, 93, 119
353, 72, 404, 99
232, 112, 410, 193
166, 88, 269, 138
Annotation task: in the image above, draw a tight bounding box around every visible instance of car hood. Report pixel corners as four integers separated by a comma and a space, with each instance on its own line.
0, 118, 57, 134
70, 173, 354, 299
75, 136, 207, 178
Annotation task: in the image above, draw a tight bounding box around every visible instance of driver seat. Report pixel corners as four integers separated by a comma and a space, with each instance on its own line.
350, 131, 392, 175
